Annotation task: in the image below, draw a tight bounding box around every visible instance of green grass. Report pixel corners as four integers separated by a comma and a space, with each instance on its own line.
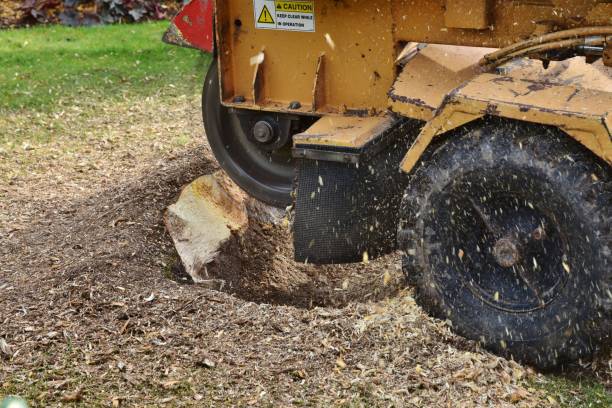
532, 375, 612, 407
0, 22, 211, 111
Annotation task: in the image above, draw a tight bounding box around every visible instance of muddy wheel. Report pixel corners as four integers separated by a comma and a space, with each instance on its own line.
398, 119, 610, 369
202, 60, 316, 207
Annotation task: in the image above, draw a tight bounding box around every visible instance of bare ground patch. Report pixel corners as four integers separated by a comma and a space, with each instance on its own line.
0, 95, 609, 406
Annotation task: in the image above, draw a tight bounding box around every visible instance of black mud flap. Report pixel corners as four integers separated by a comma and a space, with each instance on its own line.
293, 118, 421, 264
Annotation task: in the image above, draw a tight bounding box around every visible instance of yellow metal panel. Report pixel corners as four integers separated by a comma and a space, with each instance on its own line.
215, 0, 610, 115
389, 44, 493, 120
585, 2, 612, 25
293, 116, 395, 148
501, 58, 612, 92
393, 0, 610, 47
217, 0, 396, 114
460, 73, 611, 117
400, 108, 483, 172
445, 0, 491, 30
400, 73, 612, 173
603, 41, 612, 67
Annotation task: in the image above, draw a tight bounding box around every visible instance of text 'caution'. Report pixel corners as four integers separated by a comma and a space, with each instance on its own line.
254, 0, 315, 32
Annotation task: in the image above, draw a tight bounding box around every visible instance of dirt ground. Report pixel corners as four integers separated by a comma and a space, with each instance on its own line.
0, 94, 609, 407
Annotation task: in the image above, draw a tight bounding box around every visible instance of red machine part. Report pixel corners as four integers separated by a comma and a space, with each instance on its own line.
163, 0, 214, 52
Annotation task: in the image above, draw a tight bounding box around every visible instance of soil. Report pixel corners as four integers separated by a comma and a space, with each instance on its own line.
0, 94, 609, 406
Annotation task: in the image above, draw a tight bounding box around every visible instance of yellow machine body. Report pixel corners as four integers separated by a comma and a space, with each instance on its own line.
213, 0, 611, 168
393, 47, 612, 170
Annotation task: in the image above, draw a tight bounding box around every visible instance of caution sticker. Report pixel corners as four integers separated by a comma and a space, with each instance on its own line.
254, 0, 315, 32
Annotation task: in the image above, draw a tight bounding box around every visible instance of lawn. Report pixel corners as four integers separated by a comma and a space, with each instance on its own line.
532, 375, 612, 407
0, 21, 210, 112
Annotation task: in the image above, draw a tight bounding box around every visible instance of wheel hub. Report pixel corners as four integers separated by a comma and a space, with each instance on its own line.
252, 120, 275, 144
426, 178, 570, 313
492, 237, 520, 268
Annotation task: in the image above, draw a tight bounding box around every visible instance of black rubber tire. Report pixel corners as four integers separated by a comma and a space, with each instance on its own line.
398, 118, 610, 369
202, 60, 295, 207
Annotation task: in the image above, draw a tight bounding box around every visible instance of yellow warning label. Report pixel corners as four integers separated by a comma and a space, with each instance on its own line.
275, 0, 313, 13
254, 0, 315, 32
258, 5, 275, 24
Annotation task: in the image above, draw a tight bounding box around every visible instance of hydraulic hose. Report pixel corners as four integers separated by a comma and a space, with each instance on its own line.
485, 36, 607, 67
480, 26, 612, 66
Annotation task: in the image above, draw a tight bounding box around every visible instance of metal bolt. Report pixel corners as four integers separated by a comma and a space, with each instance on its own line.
233, 95, 246, 103
493, 238, 520, 268
252, 121, 275, 144
289, 101, 302, 109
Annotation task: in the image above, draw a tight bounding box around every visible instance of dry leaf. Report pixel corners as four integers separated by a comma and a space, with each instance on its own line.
61, 387, 83, 402
509, 387, 530, 402
0, 338, 12, 357
197, 358, 216, 369
383, 271, 392, 286
341, 279, 349, 290
512, 367, 525, 380
161, 380, 180, 390
463, 382, 482, 392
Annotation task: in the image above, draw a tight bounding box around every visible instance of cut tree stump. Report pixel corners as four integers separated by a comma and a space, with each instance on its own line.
164, 172, 248, 284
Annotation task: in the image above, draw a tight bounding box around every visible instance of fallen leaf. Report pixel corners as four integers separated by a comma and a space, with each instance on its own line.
197, 358, 216, 369
61, 387, 83, 402
161, 380, 180, 390
512, 367, 525, 380
47, 379, 71, 389
463, 382, 482, 392
383, 271, 392, 286
0, 338, 12, 357
341, 279, 349, 290
509, 387, 529, 402
291, 369, 306, 380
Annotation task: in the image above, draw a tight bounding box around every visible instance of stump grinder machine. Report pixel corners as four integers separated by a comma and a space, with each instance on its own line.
164, 0, 611, 368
